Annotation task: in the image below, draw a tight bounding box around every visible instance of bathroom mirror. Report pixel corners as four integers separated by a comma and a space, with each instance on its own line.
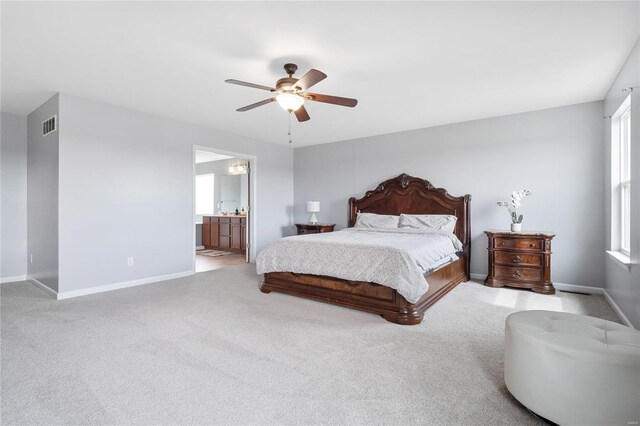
220, 173, 248, 213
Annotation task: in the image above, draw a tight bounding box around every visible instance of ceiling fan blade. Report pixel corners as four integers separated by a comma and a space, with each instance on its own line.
226, 79, 276, 92
305, 92, 358, 108
293, 69, 327, 91
294, 105, 310, 122
236, 98, 275, 112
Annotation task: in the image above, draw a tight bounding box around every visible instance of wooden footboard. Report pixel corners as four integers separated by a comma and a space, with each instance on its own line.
260, 256, 468, 325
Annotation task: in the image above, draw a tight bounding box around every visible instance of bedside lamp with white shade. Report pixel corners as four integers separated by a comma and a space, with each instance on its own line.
306, 201, 320, 225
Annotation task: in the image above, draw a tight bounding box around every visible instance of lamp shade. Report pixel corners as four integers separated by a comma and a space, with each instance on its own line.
276, 93, 304, 111
306, 201, 320, 213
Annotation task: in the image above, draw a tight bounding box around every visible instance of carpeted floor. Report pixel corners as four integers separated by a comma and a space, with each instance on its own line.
1, 264, 620, 425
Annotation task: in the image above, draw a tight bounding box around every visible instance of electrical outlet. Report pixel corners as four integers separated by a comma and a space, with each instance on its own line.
127, 257, 134, 267
30, 254, 33, 263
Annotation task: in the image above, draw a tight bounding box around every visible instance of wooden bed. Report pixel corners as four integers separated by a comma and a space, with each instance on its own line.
260, 173, 471, 325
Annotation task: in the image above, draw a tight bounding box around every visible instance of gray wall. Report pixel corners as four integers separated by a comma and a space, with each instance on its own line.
57, 94, 293, 293
27, 94, 59, 291
294, 101, 605, 288
603, 38, 639, 328
1, 112, 28, 281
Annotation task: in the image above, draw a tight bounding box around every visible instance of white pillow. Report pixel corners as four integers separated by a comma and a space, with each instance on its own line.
355, 213, 400, 229
398, 214, 458, 233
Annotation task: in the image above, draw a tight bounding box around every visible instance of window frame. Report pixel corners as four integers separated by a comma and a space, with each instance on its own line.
619, 106, 631, 256
610, 95, 631, 262
195, 173, 215, 216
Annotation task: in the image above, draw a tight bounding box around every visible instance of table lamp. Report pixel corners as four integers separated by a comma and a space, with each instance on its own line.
306, 201, 320, 225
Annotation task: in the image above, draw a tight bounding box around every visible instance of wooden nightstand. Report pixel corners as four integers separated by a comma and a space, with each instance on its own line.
295, 224, 335, 235
484, 230, 556, 294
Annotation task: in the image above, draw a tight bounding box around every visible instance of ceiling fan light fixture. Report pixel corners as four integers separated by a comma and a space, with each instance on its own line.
226, 64, 357, 122
276, 93, 304, 112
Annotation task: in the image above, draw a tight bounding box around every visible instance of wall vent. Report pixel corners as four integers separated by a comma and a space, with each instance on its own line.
42, 115, 57, 136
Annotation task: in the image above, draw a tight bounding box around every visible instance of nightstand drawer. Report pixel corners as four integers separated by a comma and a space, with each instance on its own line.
495, 237, 542, 250
495, 266, 542, 282
295, 224, 336, 235
495, 252, 542, 267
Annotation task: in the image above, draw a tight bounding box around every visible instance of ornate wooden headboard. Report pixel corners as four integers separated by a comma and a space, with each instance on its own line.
348, 173, 471, 276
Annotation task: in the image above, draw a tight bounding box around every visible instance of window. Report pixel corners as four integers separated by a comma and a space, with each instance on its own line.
611, 95, 631, 258
620, 105, 631, 255
195, 174, 214, 215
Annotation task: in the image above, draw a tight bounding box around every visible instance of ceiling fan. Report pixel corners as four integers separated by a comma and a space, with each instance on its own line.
225, 63, 358, 122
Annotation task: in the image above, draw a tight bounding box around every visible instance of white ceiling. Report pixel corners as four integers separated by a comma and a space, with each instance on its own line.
1, 2, 638, 147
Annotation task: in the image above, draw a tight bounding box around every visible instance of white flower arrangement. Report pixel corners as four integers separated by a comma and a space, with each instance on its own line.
497, 190, 531, 224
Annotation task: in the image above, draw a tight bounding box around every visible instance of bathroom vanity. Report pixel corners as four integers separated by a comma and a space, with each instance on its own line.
202, 215, 247, 254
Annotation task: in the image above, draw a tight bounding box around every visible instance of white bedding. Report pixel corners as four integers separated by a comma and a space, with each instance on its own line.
256, 227, 463, 303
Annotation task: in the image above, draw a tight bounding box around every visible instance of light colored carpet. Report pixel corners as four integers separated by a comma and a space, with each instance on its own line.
196, 249, 234, 257
1, 264, 620, 425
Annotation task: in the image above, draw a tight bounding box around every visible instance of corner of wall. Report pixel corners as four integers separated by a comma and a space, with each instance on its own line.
26, 94, 60, 292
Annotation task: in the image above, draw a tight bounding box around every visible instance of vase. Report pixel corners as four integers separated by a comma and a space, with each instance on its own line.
511, 223, 522, 232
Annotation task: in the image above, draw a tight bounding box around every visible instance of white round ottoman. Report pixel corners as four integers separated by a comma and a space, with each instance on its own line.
505, 310, 640, 425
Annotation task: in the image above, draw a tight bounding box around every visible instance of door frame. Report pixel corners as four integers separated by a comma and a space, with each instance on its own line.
192, 145, 257, 273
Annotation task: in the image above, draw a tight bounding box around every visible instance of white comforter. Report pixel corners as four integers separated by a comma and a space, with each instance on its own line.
256, 227, 463, 303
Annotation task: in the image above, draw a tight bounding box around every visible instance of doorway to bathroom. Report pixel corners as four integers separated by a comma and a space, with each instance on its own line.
192, 146, 255, 273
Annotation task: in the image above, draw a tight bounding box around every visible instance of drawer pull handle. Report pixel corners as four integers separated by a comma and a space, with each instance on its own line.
513, 270, 522, 278
529, 244, 535, 247
512, 256, 522, 264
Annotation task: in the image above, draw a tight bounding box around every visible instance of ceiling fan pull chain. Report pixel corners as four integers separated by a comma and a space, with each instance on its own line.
288, 112, 293, 144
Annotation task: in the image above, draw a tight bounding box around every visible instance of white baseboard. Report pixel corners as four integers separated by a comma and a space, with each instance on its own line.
1, 275, 27, 284
468, 273, 631, 327
195, 245, 205, 250
553, 282, 603, 295
470, 274, 603, 294
602, 289, 634, 328
28, 278, 58, 298
56, 270, 194, 300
